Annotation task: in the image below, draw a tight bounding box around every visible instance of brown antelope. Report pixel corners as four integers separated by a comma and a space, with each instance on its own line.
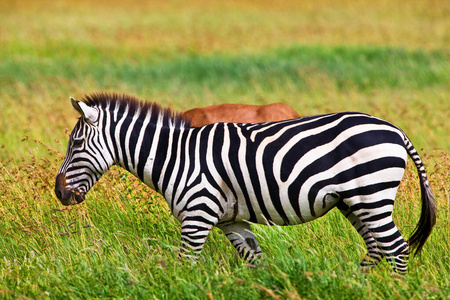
183, 103, 300, 127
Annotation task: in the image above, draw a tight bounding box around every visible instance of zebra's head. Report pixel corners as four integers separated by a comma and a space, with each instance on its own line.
55, 97, 113, 206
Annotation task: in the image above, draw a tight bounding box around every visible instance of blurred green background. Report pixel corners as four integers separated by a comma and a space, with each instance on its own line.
1, 0, 448, 162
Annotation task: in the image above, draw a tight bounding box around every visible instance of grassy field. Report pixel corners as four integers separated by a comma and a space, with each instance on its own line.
0, 0, 449, 299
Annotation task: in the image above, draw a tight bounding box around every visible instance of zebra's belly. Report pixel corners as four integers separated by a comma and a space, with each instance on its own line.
233, 190, 340, 226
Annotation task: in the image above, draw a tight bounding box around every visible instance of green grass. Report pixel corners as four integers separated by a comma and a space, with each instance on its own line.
2, 45, 448, 91
1, 157, 449, 299
0, 0, 449, 299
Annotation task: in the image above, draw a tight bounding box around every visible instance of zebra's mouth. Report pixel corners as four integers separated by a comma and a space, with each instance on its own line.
68, 189, 85, 206
55, 174, 85, 206
56, 188, 85, 206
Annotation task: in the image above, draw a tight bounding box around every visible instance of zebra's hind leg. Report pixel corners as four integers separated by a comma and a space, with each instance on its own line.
337, 203, 384, 271
217, 222, 262, 263
341, 199, 410, 274
364, 217, 409, 274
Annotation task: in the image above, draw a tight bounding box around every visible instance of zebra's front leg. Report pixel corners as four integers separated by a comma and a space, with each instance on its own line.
179, 215, 218, 260
217, 222, 262, 263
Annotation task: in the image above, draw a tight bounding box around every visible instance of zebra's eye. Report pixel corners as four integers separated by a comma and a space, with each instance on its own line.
72, 138, 84, 148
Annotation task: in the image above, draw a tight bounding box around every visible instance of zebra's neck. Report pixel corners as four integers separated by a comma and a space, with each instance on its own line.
109, 108, 187, 204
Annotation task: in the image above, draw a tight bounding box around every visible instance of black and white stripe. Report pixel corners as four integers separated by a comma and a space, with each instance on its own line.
56, 93, 436, 273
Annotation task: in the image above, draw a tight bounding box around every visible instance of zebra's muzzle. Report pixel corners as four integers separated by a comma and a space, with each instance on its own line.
55, 173, 85, 206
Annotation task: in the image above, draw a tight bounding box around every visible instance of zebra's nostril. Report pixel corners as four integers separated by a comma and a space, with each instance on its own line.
56, 189, 62, 200
55, 173, 67, 201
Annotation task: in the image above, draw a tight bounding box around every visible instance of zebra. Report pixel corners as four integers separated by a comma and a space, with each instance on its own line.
55, 93, 436, 273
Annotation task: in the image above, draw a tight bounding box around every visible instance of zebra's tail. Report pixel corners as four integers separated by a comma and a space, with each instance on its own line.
403, 135, 437, 256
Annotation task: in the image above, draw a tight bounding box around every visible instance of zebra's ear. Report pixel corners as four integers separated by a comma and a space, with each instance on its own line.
70, 97, 98, 123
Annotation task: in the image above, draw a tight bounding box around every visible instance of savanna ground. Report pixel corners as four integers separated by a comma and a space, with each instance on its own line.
0, 0, 449, 299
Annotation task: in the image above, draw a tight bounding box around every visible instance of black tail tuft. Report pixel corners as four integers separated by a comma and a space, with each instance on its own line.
403, 136, 437, 256
408, 175, 437, 255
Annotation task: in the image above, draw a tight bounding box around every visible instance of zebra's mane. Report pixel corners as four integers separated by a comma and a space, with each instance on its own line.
80, 92, 190, 128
